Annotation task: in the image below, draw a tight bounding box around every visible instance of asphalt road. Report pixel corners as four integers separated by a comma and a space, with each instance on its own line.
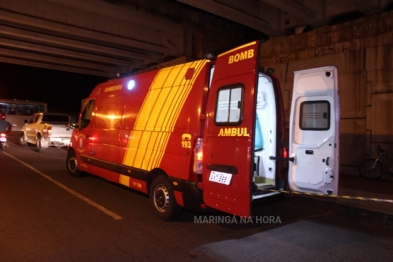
1, 133, 392, 261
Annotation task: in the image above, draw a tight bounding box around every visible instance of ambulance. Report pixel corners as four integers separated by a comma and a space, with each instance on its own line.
66, 41, 340, 220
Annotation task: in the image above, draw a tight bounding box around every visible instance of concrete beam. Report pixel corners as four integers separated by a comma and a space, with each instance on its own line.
0, 24, 155, 64
1, 0, 185, 54
261, 0, 316, 19
178, 0, 393, 36
0, 48, 122, 77
0, 0, 392, 77
347, 0, 387, 15
0, 0, 188, 76
176, 0, 283, 36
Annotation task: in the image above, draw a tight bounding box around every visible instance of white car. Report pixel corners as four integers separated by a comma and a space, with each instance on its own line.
19, 112, 73, 152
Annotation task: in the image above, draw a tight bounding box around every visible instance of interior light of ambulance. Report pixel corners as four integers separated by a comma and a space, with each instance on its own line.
127, 80, 136, 90
283, 147, 288, 158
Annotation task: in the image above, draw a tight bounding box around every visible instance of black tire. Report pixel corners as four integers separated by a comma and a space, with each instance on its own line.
149, 176, 182, 221
19, 133, 28, 147
359, 159, 383, 181
66, 150, 83, 177
36, 135, 47, 152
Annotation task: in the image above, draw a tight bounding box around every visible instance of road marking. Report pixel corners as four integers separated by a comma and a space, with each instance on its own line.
262, 188, 393, 203
3, 152, 123, 220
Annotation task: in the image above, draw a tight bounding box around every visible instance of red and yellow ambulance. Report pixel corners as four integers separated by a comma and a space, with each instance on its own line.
66, 41, 340, 220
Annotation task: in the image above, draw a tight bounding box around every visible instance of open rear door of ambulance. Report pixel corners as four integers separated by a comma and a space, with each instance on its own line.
202, 41, 260, 217
288, 66, 340, 195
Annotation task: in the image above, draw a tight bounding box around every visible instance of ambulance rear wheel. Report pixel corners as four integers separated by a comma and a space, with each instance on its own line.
150, 176, 181, 221
66, 150, 83, 177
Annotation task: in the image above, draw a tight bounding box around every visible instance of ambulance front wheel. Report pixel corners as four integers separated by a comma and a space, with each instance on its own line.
150, 176, 181, 221
66, 150, 83, 177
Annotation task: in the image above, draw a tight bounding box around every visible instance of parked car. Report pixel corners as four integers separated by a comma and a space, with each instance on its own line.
19, 112, 73, 152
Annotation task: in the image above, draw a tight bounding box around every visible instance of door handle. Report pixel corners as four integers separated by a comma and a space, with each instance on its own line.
269, 156, 295, 162
305, 150, 313, 154
326, 157, 330, 166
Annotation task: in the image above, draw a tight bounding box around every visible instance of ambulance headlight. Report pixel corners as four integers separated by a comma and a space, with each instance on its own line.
127, 80, 135, 90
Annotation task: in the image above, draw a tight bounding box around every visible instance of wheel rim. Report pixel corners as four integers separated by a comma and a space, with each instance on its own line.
153, 184, 170, 212
68, 157, 78, 173
20, 136, 26, 145
360, 160, 383, 180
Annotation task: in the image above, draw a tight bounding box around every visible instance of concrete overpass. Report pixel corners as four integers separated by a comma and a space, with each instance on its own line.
0, 0, 392, 78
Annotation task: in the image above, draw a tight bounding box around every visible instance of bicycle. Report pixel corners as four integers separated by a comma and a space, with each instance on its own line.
359, 145, 393, 181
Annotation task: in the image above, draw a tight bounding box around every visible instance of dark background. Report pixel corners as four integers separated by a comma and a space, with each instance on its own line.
0, 62, 108, 114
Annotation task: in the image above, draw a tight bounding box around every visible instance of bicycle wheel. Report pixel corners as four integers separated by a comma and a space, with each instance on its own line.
359, 159, 383, 181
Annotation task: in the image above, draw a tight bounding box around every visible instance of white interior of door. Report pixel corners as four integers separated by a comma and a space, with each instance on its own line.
288, 66, 340, 195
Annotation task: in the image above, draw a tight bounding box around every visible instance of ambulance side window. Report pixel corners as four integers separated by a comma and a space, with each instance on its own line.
299, 100, 330, 130
80, 99, 95, 129
215, 85, 243, 125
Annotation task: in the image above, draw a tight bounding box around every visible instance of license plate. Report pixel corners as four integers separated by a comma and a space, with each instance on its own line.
209, 171, 232, 185
0, 137, 6, 142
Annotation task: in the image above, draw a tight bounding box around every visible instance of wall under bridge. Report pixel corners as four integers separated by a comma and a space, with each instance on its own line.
260, 10, 393, 176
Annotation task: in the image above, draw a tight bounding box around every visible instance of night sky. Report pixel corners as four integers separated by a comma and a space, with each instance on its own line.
0, 62, 108, 114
